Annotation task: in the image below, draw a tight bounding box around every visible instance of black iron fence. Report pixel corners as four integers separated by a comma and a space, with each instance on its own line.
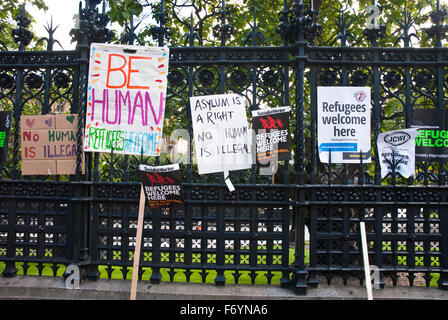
0, 0, 448, 295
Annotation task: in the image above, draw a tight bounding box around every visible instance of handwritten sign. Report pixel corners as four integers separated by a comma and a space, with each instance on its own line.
318, 86, 371, 163
252, 107, 291, 165
189, 94, 253, 178
0, 111, 11, 162
84, 43, 169, 156
20, 114, 83, 175
140, 163, 184, 208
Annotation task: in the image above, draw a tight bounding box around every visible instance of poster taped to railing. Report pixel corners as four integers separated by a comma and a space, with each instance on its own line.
140, 163, 184, 208
252, 106, 291, 165
411, 109, 448, 161
377, 128, 419, 179
0, 111, 11, 162
317, 86, 371, 164
84, 43, 169, 156
189, 93, 253, 175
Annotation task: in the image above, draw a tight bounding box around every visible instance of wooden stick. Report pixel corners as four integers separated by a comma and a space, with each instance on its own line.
360, 221, 373, 300
130, 184, 146, 300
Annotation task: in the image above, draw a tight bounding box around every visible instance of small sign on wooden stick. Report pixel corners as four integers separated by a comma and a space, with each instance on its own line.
130, 163, 184, 300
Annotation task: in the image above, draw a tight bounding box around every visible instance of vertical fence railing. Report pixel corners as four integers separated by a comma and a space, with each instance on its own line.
369, 6, 385, 290
3, 5, 29, 278
434, 0, 448, 290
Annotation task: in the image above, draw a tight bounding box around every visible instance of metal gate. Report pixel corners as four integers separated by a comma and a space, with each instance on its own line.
0, 0, 447, 295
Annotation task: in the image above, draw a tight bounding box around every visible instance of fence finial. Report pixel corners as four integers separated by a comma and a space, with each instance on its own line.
425, 0, 448, 47
70, 0, 113, 45
11, 3, 34, 50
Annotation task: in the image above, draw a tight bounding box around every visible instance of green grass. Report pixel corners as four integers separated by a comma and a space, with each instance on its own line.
0, 246, 441, 287
0, 247, 300, 285
97, 247, 300, 285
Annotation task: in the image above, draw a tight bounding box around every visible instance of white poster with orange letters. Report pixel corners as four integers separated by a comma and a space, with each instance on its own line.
84, 43, 169, 156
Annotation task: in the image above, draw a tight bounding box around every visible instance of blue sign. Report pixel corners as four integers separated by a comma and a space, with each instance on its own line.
318, 143, 357, 153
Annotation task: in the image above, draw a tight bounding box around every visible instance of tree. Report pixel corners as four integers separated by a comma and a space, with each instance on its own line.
0, 0, 47, 50
104, 0, 438, 48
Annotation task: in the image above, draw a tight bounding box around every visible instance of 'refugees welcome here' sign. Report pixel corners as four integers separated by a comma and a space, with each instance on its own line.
317, 86, 371, 164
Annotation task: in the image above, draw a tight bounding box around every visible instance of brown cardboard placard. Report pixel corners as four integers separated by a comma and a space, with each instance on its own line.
22, 129, 77, 145
57, 159, 85, 175
22, 134, 78, 160
55, 114, 78, 129
20, 114, 55, 130
21, 114, 83, 175
22, 160, 57, 175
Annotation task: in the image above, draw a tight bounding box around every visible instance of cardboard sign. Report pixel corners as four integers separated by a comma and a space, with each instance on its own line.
0, 111, 11, 162
189, 94, 253, 176
252, 106, 291, 165
84, 43, 169, 156
317, 86, 371, 163
140, 163, 184, 208
20, 114, 84, 175
377, 128, 418, 179
411, 109, 448, 161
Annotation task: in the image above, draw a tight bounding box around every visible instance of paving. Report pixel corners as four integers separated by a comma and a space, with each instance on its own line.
0, 275, 447, 300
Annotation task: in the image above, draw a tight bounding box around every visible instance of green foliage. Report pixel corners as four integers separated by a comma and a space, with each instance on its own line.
317, 0, 433, 47
103, 0, 436, 48
0, 0, 47, 50
108, 0, 144, 27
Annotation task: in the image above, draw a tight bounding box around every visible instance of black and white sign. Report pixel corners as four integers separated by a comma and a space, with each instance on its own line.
317, 87, 371, 163
251, 106, 291, 165
411, 109, 448, 161
189, 94, 253, 179
377, 128, 419, 179
140, 163, 184, 208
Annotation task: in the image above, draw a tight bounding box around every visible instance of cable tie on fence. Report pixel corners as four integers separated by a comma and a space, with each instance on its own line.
224, 169, 235, 192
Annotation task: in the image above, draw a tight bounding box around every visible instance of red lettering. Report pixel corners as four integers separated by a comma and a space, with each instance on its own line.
127, 56, 151, 90
23, 131, 32, 141
22, 131, 39, 142
106, 54, 151, 89
146, 173, 174, 186
24, 146, 36, 158
259, 116, 283, 129
106, 54, 127, 89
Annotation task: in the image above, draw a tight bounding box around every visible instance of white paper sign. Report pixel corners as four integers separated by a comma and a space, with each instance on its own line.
189, 94, 253, 175
317, 86, 371, 163
377, 128, 419, 179
84, 43, 169, 156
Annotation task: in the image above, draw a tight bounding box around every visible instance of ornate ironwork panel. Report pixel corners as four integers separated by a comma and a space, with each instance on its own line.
1, 0, 448, 295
